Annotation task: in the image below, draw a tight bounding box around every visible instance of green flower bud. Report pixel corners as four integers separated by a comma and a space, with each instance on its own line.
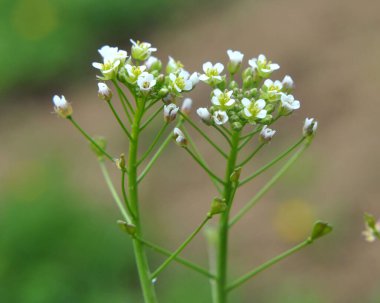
158, 87, 169, 98
309, 221, 333, 242
265, 103, 276, 114
230, 167, 242, 183
229, 80, 239, 90
116, 153, 126, 171
243, 76, 254, 89
242, 67, 253, 80
260, 114, 273, 125
232, 122, 243, 131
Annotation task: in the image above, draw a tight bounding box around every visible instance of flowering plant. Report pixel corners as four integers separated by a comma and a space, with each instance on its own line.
52, 40, 332, 303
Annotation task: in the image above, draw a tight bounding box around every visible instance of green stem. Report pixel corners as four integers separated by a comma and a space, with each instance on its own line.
68, 116, 114, 162
238, 127, 261, 150
128, 100, 158, 303
138, 120, 183, 183
136, 236, 216, 279
238, 142, 265, 167
140, 105, 164, 131
227, 239, 311, 292
185, 147, 225, 185
182, 127, 223, 194
239, 137, 305, 187
230, 140, 310, 227
121, 170, 136, 219
138, 123, 168, 165
98, 161, 132, 224
214, 130, 241, 303
113, 80, 134, 120
151, 215, 212, 279
179, 112, 228, 159
108, 102, 133, 141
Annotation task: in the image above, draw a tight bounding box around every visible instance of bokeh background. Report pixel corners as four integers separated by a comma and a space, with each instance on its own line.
1, 0, 380, 302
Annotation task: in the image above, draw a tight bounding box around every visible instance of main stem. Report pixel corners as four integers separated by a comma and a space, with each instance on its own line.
128, 99, 158, 303
215, 130, 240, 303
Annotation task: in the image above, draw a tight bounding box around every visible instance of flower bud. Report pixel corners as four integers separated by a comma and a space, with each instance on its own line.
242, 67, 253, 80
162, 93, 175, 104
227, 50, 244, 75
196, 108, 212, 125
208, 198, 227, 217
98, 82, 112, 101
309, 221, 332, 242
158, 87, 169, 98
164, 104, 179, 122
282, 75, 294, 93
116, 153, 126, 171
145, 56, 162, 72
173, 128, 187, 147
52, 95, 73, 118
260, 114, 273, 125
181, 98, 192, 115
231, 122, 242, 131
229, 80, 239, 90
190, 72, 199, 86
243, 75, 254, 89
259, 125, 276, 143
303, 118, 318, 137
265, 103, 276, 114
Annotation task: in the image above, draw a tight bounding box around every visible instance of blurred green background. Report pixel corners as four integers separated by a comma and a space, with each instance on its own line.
1, 0, 380, 302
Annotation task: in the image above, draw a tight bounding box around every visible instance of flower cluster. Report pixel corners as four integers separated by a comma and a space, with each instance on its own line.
91, 40, 198, 110
196, 52, 300, 131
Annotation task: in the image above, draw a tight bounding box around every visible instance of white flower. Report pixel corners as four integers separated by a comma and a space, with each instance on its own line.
199, 62, 224, 84
145, 56, 160, 70
130, 39, 157, 61
362, 221, 380, 242
173, 127, 187, 147
227, 50, 244, 64
164, 103, 179, 122
242, 98, 267, 121
248, 54, 280, 78
303, 118, 318, 137
125, 64, 147, 83
259, 125, 276, 143
52, 95, 72, 118
282, 75, 294, 92
227, 50, 244, 74
211, 89, 235, 109
98, 45, 128, 63
166, 56, 184, 74
280, 94, 300, 113
97, 82, 112, 101
137, 72, 156, 92
92, 45, 128, 80
169, 70, 193, 93
261, 79, 283, 101
213, 110, 229, 125
196, 107, 212, 125
181, 98, 192, 115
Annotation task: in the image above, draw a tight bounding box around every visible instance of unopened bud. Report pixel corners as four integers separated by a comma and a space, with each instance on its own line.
282, 75, 294, 93
259, 125, 276, 143
303, 118, 318, 137
242, 67, 253, 80
229, 80, 239, 90
164, 103, 179, 122
243, 75, 254, 89
98, 82, 112, 101
196, 108, 212, 125
181, 98, 193, 115
231, 122, 243, 131
158, 87, 169, 98
145, 56, 162, 72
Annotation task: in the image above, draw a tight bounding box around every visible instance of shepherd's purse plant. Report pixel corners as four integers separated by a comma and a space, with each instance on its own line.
51, 39, 332, 303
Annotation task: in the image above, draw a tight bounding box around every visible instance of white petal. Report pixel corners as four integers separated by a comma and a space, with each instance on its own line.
255, 99, 266, 109
211, 96, 220, 106
184, 81, 192, 91
270, 63, 280, 70
243, 108, 252, 117
199, 74, 209, 81
225, 99, 235, 107
241, 98, 251, 107
256, 109, 267, 119
213, 89, 222, 96
248, 58, 257, 68
169, 73, 176, 81
92, 62, 102, 69
292, 100, 300, 109
214, 63, 224, 73
203, 62, 213, 72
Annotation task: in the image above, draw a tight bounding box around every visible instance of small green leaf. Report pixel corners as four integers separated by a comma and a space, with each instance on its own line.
117, 220, 136, 236
310, 221, 333, 241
